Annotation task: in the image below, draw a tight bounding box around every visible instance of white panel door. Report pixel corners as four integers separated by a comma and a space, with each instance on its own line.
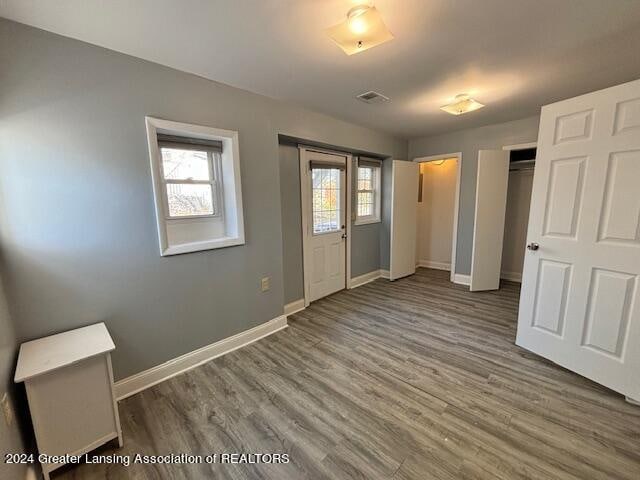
300, 149, 347, 304
390, 160, 419, 280
470, 150, 510, 291
517, 79, 640, 402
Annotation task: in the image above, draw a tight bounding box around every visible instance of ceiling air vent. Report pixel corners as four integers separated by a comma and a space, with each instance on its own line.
356, 90, 389, 104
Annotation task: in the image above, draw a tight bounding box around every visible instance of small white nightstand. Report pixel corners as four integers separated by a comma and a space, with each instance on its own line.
14, 323, 123, 480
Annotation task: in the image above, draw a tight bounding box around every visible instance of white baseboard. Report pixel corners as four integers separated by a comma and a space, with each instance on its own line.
380, 269, 390, 279
417, 260, 451, 271
501, 270, 522, 282
114, 315, 288, 400
453, 273, 471, 286
350, 269, 384, 288
284, 298, 305, 316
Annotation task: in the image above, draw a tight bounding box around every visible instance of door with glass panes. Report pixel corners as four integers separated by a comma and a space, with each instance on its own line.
300, 149, 347, 304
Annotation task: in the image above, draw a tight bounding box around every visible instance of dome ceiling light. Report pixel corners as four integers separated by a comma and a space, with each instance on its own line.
326, 4, 394, 55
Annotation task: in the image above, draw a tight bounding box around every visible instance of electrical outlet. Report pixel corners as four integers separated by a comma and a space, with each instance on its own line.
261, 276, 270, 292
1, 392, 14, 427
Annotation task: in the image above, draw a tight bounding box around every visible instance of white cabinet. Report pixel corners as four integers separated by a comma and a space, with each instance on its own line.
14, 323, 122, 480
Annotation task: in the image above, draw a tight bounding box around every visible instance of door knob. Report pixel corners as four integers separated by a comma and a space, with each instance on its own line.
341, 233, 347, 239
527, 242, 539, 251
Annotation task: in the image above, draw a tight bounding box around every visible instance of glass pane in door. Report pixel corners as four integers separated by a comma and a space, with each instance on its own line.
312, 168, 341, 234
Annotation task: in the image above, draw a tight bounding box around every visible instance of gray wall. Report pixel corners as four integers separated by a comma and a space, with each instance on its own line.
351, 223, 382, 277
408, 115, 540, 275
0, 19, 406, 381
0, 275, 28, 480
279, 146, 386, 304
279, 145, 304, 304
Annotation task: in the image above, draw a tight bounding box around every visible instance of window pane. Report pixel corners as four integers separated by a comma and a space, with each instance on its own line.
312, 168, 341, 234
357, 165, 379, 220
358, 179, 372, 191
358, 167, 372, 180
358, 192, 373, 217
161, 147, 210, 181
166, 183, 214, 217
357, 167, 373, 191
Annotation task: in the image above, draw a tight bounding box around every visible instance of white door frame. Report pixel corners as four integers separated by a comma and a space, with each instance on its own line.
299, 146, 352, 307
413, 152, 462, 283
502, 141, 537, 152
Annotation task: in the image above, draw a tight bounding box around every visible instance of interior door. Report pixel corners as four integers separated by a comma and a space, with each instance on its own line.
516, 79, 640, 401
470, 150, 510, 291
390, 160, 419, 280
300, 149, 347, 304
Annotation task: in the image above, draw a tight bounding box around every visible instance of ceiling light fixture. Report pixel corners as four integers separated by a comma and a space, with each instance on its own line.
440, 94, 485, 115
348, 5, 369, 34
326, 4, 394, 55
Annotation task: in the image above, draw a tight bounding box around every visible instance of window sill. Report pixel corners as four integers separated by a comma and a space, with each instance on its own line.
161, 235, 245, 256
354, 217, 381, 226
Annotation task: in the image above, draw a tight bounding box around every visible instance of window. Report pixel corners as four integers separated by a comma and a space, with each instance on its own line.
146, 117, 245, 256
158, 137, 221, 218
355, 158, 381, 224
312, 167, 341, 234
357, 166, 375, 217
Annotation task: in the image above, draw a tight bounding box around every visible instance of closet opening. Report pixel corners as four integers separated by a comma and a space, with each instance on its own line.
501, 144, 537, 283
413, 152, 462, 282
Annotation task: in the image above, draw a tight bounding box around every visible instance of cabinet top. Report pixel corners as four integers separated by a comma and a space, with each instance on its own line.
14, 323, 115, 383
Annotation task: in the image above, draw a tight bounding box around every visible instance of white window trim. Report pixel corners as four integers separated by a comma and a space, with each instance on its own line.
146, 117, 245, 256
354, 163, 382, 225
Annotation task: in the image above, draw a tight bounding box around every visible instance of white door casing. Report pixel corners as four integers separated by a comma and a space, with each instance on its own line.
516, 79, 640, 401
470, 150, 510, 291
300, 148, 349, 305
390, 160, 419, 281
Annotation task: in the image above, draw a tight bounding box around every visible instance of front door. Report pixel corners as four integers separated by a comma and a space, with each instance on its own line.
300, 148, 348, 304
516, 79, 640, 401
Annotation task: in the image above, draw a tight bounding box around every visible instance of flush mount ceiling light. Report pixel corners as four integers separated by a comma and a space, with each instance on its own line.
326, 4, 394, 55
440, 94, 485, 115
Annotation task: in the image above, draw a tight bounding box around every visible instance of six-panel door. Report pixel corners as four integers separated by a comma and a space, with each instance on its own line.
516, 79, 640, 401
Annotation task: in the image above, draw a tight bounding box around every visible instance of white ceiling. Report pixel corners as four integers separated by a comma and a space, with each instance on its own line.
3, 0, 640, 138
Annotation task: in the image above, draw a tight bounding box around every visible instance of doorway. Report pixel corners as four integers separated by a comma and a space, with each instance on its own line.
501, 144, 537, 283
469, 144, 537, 291
299, 147, 352, 306
413, 153, 462, 282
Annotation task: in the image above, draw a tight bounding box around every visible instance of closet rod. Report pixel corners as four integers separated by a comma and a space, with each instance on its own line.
509, 167, 535, 172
